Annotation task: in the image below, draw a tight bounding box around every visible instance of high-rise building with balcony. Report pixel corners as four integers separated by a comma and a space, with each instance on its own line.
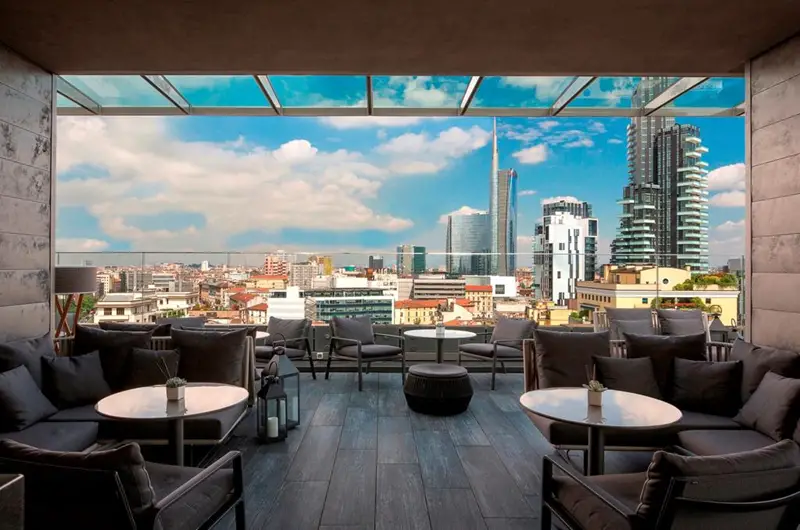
368, 255, 384, 270
446, 211, 491, 275
119, 270, 153, 293
289, 262, 316, 290
264, 253, 289, 276
488, 118, 518, 276
396, 245, 426, 275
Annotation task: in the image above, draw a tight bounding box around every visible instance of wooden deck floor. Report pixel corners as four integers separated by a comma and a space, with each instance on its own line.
215, 371, 653, 530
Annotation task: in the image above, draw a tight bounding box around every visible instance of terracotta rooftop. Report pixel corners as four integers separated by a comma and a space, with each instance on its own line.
230, 293, 257, 303
250, 275, 288, 281
249, 303, 269, 311
465, 285, 493, 292
454, 298, 474, 307
395, 299, 443, 309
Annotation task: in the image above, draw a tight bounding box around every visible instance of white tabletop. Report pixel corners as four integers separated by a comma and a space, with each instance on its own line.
256, 331, 269, 340
519, 388, 682, 431
96, 383, 249, 421
404, 329, 476, 340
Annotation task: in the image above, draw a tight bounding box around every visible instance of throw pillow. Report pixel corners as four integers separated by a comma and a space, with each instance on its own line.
41, 351, 112, 408
593, 356, 662, 399
735, 371, 800, 441
126, 348, 180, 389
672, 358, 742, 416
0, 439, 155, 514
730, 338, 800, 403
656, 309, 705, 336
330, 316, 374, 346
155, 316, 206, 329
0, 365, 57, 431
99, 321, 171, 337
266, 317, 308, 348
533, 329, 610, 388
172, 328, 247, 386
491, 317, 537, 349
623, 332, 706, 399
0, 332, 55, 389
73, 326, 154, 391
606, 308, 652, 340
610, 319, 655, 340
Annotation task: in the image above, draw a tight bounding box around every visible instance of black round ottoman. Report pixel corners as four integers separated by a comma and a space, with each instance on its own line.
403, 363, 473, 416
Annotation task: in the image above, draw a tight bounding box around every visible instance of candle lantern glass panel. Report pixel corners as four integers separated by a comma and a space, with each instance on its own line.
257, 381, 287, 443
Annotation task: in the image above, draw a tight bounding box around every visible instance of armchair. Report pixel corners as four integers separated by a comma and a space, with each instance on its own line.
326, 316, 405, 391
256, 317, 316, 379
458, 317, 536, 390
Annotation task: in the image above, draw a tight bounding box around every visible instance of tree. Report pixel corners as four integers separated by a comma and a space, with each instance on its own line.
66, 294, 97, 322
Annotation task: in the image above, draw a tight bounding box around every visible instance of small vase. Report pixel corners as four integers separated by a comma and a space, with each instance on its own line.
166, 385, 185, 401
587, 389, 603, 407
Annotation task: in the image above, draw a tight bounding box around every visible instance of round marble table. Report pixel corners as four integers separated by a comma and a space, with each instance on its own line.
519, 388, 682, 475
96, 383, 249, 466
404, 328, 476, 363
256, 331, 269, 342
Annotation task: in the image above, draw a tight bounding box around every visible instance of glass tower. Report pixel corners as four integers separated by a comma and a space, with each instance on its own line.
446, 212, 491, 275
489, 118, 518, 276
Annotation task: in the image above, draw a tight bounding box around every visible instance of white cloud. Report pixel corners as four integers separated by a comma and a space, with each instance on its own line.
564, 137, 594, 148
588, 121, 606, 134
538, 120, 559, 131
715, 219, 745, 232
504, 127, 542, 143
56, 238, 110, 251
512, 144, 549, 164
541, 196, 580, 205
498, 77, 572, 99
608, 138, 624, 145
438, 205, 487, 224
518, 189, 537, 197
319, 116, 433, 129
376, 125, 490, 174
709, 190, 746, 207
517, 235, 534, 249
709, 235, 745, 261
707, 163, 745, 191
376, 129, 388, 140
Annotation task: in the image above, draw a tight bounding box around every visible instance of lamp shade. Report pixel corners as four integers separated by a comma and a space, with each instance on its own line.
54, 266, 98, 294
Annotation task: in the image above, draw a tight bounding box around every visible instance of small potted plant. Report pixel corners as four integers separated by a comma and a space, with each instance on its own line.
165, 377, 187, 401
583, 365, 606, 407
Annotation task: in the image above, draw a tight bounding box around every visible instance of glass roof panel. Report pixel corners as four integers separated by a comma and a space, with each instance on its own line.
60, 75, 171, 107
668, 77, 745, 108
166, 76, 268, 107
269, 75, 366, 107
372, 76, 469, 108
472, 76, 574, 108
567, 77, 645, 108
57, 94, 79, 107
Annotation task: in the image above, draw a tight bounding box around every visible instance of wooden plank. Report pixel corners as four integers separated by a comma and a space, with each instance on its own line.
339, 407, 378, 450
285, 425, 341, 481
489, 392, 522, 413
487, 433, 541, 495
426, 489, 487, 530
410, 410, 449, 432
469, 395, 516, 435
349, 378, 379, 409
378, 416, 418, 464
321, 449, 377, 527
414, 430, 470, 489
376, 464, 431, 530
446, 411, 490, 446
263, 480, 328, 530
378, 388, 409, 417
0, 269, 49, 307
311, 393, 350, 426
239, 452, 293, 530
457, 446, 535, 518
0, 159, 49, 203
484, 518, 541, 530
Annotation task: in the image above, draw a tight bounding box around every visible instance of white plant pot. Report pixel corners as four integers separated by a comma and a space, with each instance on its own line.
166, 386, 185, 401
587, 390, 603, 407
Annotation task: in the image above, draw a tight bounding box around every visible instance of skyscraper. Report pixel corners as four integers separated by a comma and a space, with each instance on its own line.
446, 211, 491, 275
488, 118, 518, 276
396, 245, 426, 275
368, 255, 384, 270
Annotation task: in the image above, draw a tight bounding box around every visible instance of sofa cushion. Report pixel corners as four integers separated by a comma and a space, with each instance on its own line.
678, 429, 776, 456
126, 348, 180, 389
156, 316, 206, 329
730, 338, 800, 403
605, 308, 652, 340
656, 309, 705, 336
99, 321, 172, 337
735, 371, 800, 441
533, 329, 610, 388
0, 333, 54, 389
42, 351, 112, 409
45, 404, 104, 422
490, 317, 536, 349
623, 332, 706, 399
331, 316, 374, 346
553, 471, 644, 530
172, 328, 247, 386
266, 317, 308, 348
0, 421, 98, 451
0, 439, 155, 513
0, 366, 57, 431
459, 343, 524, 359
610, 319, 656, 340
73, 326, 154, 391
338, 344, 403, 359
672, 358, 742, 416
593, 356, 662, 399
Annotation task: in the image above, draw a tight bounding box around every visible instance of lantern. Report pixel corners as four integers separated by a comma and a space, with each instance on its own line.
263, 341, 301, 431
257, 375, 287, 443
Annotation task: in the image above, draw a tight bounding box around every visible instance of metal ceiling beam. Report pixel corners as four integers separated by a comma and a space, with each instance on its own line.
366, 76, 374, 115
459, 76, 483, 115
254, 75, 283, 115
56, 76, 101, 114
643, 77, 708, 115
141, 75, 191, 114
550, 76, 596, 115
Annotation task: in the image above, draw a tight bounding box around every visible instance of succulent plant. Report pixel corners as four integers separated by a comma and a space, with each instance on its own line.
583, 380, 606, 392
165, 377, 187, 388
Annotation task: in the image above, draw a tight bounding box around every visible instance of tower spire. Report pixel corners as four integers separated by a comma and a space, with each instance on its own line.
491, 117, 498, 181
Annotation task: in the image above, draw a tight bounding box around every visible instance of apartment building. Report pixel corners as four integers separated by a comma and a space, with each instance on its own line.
94, 292, 160, 324
411, 276, 466, 300
289, 262, 317, 290
394, 299, 443, 325
156, 292, 200, 314
464, 285, 493, 316
247, 274, 289, 290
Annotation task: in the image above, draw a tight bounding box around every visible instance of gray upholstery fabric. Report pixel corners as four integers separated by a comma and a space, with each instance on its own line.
678, 429, 776, 456
0, 332, 55, 388
656, 309, 705, 336
338, 344, 402, 358
0, 365, 57, 430
73, 326, 154, 391
735, 371, 800, 441
46, 404, 104, 422
623, 332, 706, 399
331, 316, 374, 346
553, 471, 643, 530
730, 339, 800, 402
41, 351, 112, 408
172, 328, 247, 386
146, 461, 235, 530
533, 329, 610, 388
127, 348, 180, 389
606, 308, 653, 321
156, 317, 206, 329
265, 317, 308, 348
255, 345, 306, 361
459, 343, 524, 359
490, 317, 536, 349
408, 364, 468, 378
0, 421, 98, 451
672, 358, 742, 416
593, 356, 662, 399
99, 321, 172, 337
610, 319, 656, 340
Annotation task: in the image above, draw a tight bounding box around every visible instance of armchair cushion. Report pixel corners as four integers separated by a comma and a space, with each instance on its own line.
610, 319, 655, 340
172, 328, 247, 386
73, 326, 154, 391
266, 317, 308, 348
605, 308, 652, 339
730, 338, 800, 402
593, 356, 662, 399
490, 317, 536, 349
41, 351, 112, 408
553, 471, 644, 530
0, 365, 57, 430
126, 348, 180, 389
156, 317, 206, 329
331, 316, 374, 346
623, 332, 706, 400
0, 332, 54, 388
0, 421, 98, 451
459, 343, 524, 359
672, 358, 742, 416
734, 371, 800, 441
99, 321, 172, 337
255, 345, 306, 361
533, 329, 610, 388
678, 429, 776, 456
656, 309, 705, 336
338, 344, 402, 358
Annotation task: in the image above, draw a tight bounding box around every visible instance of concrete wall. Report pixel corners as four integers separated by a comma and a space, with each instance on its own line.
0, 45, 54, 341
748, 32, 800, 349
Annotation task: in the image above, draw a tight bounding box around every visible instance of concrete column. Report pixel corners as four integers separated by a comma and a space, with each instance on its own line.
0, 45, 54, 341
747, 32, 800, 349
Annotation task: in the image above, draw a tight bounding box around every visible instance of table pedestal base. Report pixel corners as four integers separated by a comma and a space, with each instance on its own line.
168, 418, 185, 466
587, 426, 605, 476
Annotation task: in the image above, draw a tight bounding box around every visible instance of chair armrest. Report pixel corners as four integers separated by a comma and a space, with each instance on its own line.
153, 451, 243, 515
272, 335, 310, 347
374, 332, 405, 342
330, 335, 360, 346
492, 339, 524, 346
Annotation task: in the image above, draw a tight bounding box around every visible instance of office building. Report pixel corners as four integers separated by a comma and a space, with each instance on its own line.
304, 288, 393, 323
151, 272, 176, 292
289, 262, 316, 290
489, 119, 518, 276
119, 270, 153, 293
446, 211, 491, 275
96, 272, 112, 296
411, 276, 466, 299
396, 245, 426, 275
368, 255, 384, 270
543, 198, 593, 219
538, 197, 598, 280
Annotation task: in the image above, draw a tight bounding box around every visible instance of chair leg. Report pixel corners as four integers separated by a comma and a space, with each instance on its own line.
500, 361, 507, 374
583, 450, 589, 475
325, 345, 333, 380
357, 356, 363, 391
540, 500, 552, 530
307, 352, 317, 380
401, 354, 406, 384
234, 499, 246, 530
457, 351, 462, 366
365, 362, 371, 374
491, 355, 497, 390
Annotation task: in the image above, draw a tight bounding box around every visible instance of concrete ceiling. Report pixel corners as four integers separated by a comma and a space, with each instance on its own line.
1, 0, 798, 76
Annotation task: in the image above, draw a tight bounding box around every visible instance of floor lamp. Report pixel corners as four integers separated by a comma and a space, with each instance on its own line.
54, 266, 98, 338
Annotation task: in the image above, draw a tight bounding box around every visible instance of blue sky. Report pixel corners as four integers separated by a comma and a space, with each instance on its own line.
54, 77, 746, 266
